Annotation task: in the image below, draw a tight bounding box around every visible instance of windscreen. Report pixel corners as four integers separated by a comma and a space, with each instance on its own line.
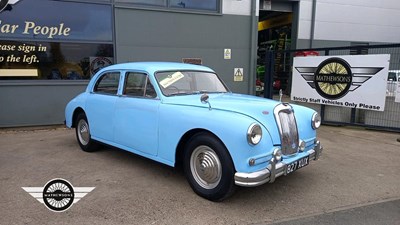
155, 71, 228, 96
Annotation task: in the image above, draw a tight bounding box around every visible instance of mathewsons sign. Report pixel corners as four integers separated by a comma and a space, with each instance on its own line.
291, 54, 390, 111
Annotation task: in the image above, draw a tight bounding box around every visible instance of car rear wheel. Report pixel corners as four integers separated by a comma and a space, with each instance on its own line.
183, 132, 235, 201
75, 113, 97, 152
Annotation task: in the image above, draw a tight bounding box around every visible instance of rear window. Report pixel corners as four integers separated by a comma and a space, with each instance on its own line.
94, 72, 120, 94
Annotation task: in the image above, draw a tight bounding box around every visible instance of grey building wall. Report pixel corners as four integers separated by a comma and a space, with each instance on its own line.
0, 81, 87, 127
114, 8, 253, 94
296, 39, 352, 49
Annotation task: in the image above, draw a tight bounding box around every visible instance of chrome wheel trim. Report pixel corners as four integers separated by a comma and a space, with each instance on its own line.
190, 145, 222, 189
77, 119, 90, 146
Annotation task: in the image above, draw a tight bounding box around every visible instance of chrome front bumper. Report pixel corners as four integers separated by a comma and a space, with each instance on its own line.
234, 140, 323, 187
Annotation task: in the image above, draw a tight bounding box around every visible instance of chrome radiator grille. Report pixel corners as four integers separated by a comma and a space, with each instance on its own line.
274, 104, 299, 155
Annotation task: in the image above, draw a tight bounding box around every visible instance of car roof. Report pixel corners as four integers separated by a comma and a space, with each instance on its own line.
101, 62, 215, 75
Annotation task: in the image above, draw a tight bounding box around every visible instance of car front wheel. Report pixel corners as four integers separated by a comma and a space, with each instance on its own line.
183, 132, 235, 201
75, 113, 97, 152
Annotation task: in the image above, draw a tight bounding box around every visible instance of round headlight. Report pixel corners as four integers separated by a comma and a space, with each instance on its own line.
247, 123, 262, 145
312, 112, 321, 129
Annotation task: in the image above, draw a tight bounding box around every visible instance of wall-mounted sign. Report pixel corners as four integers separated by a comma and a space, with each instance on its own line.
0, 0, 112, 42
0, 0, 113, 80
0, 20, 71, 39
234, 68, 243, 82
292, 54, 390, 111
182, 58, 202, 65
262, 0, 272, 10
224, 49, 231, 59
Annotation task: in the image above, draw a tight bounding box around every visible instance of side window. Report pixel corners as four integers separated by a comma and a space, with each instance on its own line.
124, 72, 157, 98
94, 72, 120, 95
145, 78, 157, 98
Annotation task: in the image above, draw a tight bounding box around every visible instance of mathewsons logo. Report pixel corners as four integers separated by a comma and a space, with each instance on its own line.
291, 54, 390, 111
0, 0, 21, 12
313, 58, 353, 100
22, 178, 95, 212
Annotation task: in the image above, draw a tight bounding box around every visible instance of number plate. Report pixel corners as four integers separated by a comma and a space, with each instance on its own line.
286, 156, 309, 175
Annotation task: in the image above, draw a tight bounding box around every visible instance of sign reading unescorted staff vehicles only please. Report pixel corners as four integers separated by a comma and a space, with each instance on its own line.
291, 54, 390, 111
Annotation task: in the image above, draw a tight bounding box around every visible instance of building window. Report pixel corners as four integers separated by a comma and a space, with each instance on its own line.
116, 0, 166, 6
0, 41, 113, 80
0, 0, 114, 80
115, 0, 220, 12
169, 0, 218, 11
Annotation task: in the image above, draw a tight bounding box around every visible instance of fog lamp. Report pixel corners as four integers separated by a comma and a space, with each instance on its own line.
273, 148, 282, 161
299, 140, 306, 151
249, 158, 256, 166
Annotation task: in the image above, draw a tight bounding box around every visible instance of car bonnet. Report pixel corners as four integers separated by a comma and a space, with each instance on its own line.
162, 93, 285, 145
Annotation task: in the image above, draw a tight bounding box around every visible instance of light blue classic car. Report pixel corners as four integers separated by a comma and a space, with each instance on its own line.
65, 62, 323, 201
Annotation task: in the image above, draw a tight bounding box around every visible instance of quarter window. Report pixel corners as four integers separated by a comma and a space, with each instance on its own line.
124, 72, 157, 98
94, 72, 120, 95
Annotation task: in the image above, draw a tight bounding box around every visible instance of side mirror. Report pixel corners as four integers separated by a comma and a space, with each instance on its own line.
200, 94, 211, 110
200, 93, 209, 103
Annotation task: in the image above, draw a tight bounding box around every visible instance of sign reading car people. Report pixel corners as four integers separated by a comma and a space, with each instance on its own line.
292, 54, 390, 111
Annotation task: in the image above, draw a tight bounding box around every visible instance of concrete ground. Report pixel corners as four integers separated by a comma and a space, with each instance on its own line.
0, 125, 399, 224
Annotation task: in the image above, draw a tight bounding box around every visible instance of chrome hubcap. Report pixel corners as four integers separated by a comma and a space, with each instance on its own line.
77, 119, 90, 146
190, 146, 222, 189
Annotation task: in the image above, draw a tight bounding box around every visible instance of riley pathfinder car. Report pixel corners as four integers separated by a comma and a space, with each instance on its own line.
65, 62, 323, 201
